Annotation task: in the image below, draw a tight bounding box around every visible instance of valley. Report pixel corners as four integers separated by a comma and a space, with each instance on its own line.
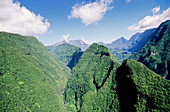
0, 16, 169, 112
1, 0, 170, 111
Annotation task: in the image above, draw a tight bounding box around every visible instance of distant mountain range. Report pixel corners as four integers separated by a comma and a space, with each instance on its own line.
48, 28, 155, 63
51, 39, 89, 51
97, 28, 155, 52
50, 28, 155, 53
128, 28, 156, 52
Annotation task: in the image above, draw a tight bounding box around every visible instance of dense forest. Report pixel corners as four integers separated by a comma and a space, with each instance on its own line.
0, 20, 170, 112
64, 43, 120, 111
64, 43, 170, 112
0, 32, 70, 111
130, 20, 170, 77
47, 43, 83, 69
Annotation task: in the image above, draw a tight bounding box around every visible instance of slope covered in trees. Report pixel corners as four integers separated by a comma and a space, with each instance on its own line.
116, 59, 170, 111
64, 43, 120, 111
63, 43, 169, 112
0, 32, 71, 111
47, 43, 83, 69
130, 20, 170, 77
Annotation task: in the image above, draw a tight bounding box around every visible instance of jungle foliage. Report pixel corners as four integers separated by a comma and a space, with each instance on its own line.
130, 20, 170, 77
47, 43, 83, 69
0, 32, 71, 112
64, 43, 121, 111
116, 59, 170, 112
64, 43, 170, 112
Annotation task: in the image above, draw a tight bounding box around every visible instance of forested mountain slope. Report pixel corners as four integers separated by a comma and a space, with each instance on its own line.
64, 43, 170, 112
47, 43, 83, 69
0, 32, 71, 111
130, 20, 170, 77
64, 43, 121, 111
116, 59, 170, 111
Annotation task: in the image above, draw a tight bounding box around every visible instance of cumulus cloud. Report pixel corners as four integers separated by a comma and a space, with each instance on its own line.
0, 0, 50, 35
128, 7, 170, 31
68, 0, 113, 26
152, 6, 160, 14
62, 34, 70, 42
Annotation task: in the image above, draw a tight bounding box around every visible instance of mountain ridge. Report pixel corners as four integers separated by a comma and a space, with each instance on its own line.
51, 39, 89, 51
47, 43, 83, 69
130, 20, 170, 77
0, 32, 70, 111
63, 43, 170, 112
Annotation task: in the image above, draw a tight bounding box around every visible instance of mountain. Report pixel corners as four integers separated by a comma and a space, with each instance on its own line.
111, 50, 132, 63
52, 40, 89, 51
130, 20, 170, 77
64, 43, 121, 111
99, 30, 155, 52
96, 29, 155, 63
128, 32, 141, 43
107, 37, 130, 50
128, 28, 156, 52
97, 37, 131, 63
67, 50, 83, 69
116, 59, 170, 111
47, 43, 83, 69
63, 43, 170, 112
0, 32, 71, 111
110, 37, 128, 45
97, 42, 106, 46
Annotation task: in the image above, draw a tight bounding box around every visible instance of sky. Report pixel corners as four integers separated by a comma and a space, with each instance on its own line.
0, 0, 170, 45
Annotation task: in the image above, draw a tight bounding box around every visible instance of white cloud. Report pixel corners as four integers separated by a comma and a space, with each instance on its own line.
128, 7, 170, 31
68, 0, 113, 26
126, 0, 131, 3
152, 6, 160, 14
0, 0, 50, 35
62, 34, 70, 42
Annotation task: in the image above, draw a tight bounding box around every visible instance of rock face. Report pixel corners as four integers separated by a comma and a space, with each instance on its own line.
130, 20, 170, 77
0, 32, 71, 112
64, 43, 120, 111
116, 59, 170, 112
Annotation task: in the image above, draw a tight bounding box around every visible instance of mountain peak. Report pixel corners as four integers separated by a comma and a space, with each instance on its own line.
111, 37, 128, 44
51, 39, 90, 51
120, 37, 126, 39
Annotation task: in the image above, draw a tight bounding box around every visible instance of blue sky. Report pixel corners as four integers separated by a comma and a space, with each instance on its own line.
1, 0, 170, 45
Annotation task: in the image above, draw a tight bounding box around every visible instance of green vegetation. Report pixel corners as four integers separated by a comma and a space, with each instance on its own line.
0, 32, 71, 111
116, 59, 170, 111
1, 21, 169, 111
130, 20, 170, 77
47, 43, 83, 69
64, 43, 120, 111
64, 43, 169, 112
110, 49, 132, 63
